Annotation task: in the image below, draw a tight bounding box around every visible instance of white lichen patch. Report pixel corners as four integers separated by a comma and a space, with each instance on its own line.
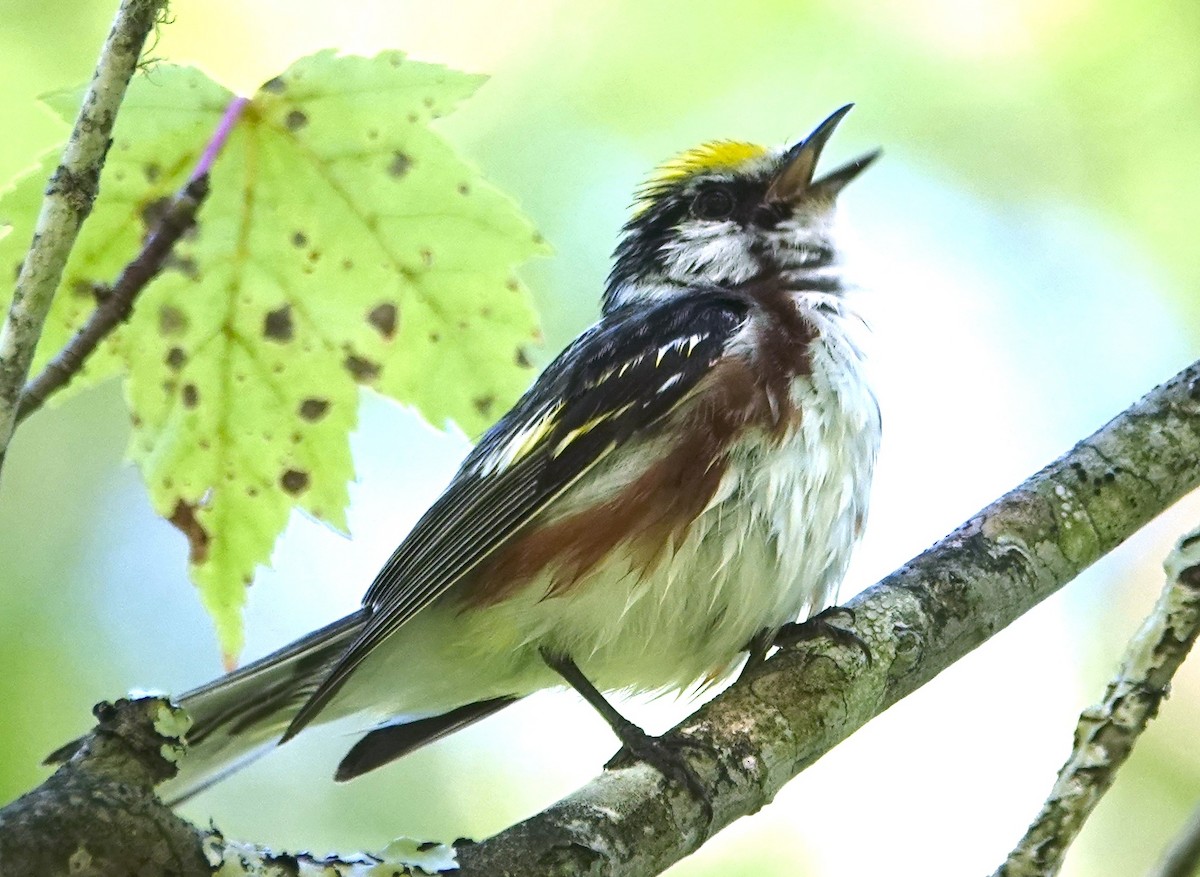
370, 838, 458, 875
152, 699, 193, 764
152, 702, 192, 738
202, 833, 459, 876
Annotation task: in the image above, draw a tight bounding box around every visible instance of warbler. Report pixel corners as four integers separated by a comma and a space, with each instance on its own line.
58, 106, 881, 803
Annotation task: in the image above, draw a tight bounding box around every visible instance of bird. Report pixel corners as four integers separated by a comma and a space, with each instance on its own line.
54, 105, 881, 804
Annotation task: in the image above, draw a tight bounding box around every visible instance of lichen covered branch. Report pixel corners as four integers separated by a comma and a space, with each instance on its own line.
0, 0, 168, 469
0, 698, 206, 876
995, 525, 1200, 877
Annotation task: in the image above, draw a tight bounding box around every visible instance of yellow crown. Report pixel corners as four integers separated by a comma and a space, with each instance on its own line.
635, 140, 767, 213
649, 140, 767, 186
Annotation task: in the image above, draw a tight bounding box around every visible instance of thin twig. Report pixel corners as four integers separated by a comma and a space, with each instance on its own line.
0, 0, 168, 474
1150, 801, 1200, 877
190, 96, 249, 182
14, 95, 246, 425
995, 526, 1200, 877
15, 176, 209, 424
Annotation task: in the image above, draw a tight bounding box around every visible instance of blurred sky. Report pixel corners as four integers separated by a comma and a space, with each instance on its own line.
2, 1, 1200, 875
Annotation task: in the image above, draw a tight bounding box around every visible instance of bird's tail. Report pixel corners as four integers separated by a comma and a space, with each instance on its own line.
47, 609, 368, 805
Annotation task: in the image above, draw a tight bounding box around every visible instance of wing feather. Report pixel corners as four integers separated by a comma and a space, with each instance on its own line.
283, 291, 751, 739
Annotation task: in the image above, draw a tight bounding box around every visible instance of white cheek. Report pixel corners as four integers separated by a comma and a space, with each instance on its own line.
660, 222, 758, 285
771, 213, 835, 252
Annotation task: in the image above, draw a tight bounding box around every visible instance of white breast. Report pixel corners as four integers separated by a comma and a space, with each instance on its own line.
502, 300, 879, 695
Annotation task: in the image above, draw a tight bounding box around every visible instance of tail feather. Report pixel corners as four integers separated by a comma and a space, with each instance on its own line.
335, 696, 518, 782
161, 608, 369, 804
48, 607, 519, 803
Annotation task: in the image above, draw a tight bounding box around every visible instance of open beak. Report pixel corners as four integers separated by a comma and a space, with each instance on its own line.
765, 104, 880, 205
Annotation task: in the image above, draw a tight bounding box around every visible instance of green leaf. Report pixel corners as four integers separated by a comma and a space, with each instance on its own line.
0, 52, 546, 659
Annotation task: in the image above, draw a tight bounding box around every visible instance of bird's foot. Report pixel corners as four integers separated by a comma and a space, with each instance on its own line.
605, 721, 713, 821
775, 605, 872, 665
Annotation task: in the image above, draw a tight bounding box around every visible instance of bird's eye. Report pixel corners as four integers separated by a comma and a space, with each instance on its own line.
691, 188, 736, 221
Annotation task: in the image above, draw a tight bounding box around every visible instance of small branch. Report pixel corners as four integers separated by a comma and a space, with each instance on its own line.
190, 96, 249, 182
15, 175, 210, 424
0, 697, 206, 876
14, 93, 244, 425
995, 526, 1200, 877
0, 0, 168, 471
0, 698, 454, 877
1150, 801, 1200, 877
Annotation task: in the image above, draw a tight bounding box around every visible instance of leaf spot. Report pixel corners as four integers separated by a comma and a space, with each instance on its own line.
168, 499, 210, 564
280, 469, 310, 495
388, 151, 413, 178
182, 384, 199, 408
298, 398, 330, 421
140, 196, 172, 231
344, 354, 381, 382
166, 254, 200, 280
159, 305, 188, 335
264, 304, 294, 342
261, 76, 286, 94
71, 279, 106, 301
419, 248, 433, 267
165, 347, 187, 370
291, 231, 308, 247
457, 183, 470, 195
144, 163, 161, 183
285, 109, 309, 131
367, 302, 397, 339
473, 395, 495, 417
515, 347, 532, 368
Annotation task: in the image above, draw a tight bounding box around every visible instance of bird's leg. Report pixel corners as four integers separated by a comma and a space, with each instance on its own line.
539, 647, 712, 816
738, 627, 776, 680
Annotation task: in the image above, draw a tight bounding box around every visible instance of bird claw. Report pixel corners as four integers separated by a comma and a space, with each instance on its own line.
606, 725, 714, 821
775, 605, 873, 665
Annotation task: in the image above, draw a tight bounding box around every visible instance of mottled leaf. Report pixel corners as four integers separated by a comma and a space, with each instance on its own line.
0, 52, 546, 658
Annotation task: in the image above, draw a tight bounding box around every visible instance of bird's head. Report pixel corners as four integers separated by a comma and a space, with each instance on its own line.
604, 105, 878, 313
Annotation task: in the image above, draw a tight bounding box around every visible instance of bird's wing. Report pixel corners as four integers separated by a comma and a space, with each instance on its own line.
283, 292, 751, 738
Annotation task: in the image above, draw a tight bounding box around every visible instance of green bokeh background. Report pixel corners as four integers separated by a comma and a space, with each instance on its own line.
2, 1, 1200, 875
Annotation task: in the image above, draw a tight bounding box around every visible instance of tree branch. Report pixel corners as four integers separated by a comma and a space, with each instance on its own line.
10, 89, 247, 431
15, 175, 210, 424
0, 698, 206, 876
5, 359, 1200, 873
0, 0, 168, 473
995, 524, 1200, 876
